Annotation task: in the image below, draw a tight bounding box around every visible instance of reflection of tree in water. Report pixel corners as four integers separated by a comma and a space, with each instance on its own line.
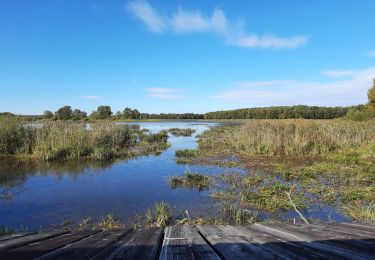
0, 157, 117, 188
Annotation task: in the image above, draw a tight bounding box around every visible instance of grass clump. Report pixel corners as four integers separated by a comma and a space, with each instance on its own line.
146, 201, 171, 227
168, 128, 196, 137
169, 172, 211, 191
343, 202, 375, 222
175, 149, 197, 158
96, 214, 124, 230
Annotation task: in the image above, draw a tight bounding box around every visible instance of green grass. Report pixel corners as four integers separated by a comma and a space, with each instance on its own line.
168, 128, 196, 136
169, 172, 211, 191
172, 119, 375, 222
0, 117, 169, 161
343, 202, 375, 222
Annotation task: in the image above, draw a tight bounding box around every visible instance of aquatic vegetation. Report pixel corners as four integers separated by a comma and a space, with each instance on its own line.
78, 217, 92, 230
155, 201, 171, 227
169, 172, 211, 191
96, 214, 124, 230
343, 202, 375, 222
175, 149, 198, 158
168, 128, 196, 136
0, 119, 169, 161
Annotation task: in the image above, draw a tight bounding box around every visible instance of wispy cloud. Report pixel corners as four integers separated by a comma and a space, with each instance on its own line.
126, 0, 166, 33
82, 95, 105, 100
145, 87, 186, 99
369, 49, 375, 57
211, 67, 375, 106
126, 1, 309, 49
321, 69, 357, 78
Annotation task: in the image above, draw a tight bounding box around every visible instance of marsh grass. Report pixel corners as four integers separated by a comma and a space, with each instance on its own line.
96, 214, 124, 230
0, 118, 169, 161
343, 202, 375, 222
198, 119, 375, 157
144, 201, 171, 227
175, 149, 197, 158
169, 172, 211, 191
168, 128, 196, 136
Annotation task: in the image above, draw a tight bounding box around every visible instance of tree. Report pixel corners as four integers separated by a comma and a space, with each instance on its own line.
72, 109, 87, 120
368, 78, 375, 106
132, 109, 140, 119
122, 107, 133, 119
95, 105, 112, 119
43, 110, 53, 119
55, 106, 72, 120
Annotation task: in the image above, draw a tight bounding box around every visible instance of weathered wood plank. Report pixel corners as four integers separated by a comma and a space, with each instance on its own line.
253, 223, 374, 259
2, 230, 100, 260
241, 225, 335, 259
262, 223, 375, 253
36, 229, 129, 260
159, 225, 220, 260
0, 231, 68, 254
95, 227, 162, 260
337, 222, 375, 232
0, 233, 36, 242
197, 225, 288, 259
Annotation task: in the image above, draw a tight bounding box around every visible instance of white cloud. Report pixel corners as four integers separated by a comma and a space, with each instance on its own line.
321, 69, 357, 78
211, 67, 375, 106
145, 87, 186, 99
82, 95, 105, 99
126, 0, 166, 33
369, 49, 375, 57
126, 1, 309, 49
235, 35, 309, 49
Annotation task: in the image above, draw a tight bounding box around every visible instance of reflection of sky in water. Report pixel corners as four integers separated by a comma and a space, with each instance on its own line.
0, 121, 238, 230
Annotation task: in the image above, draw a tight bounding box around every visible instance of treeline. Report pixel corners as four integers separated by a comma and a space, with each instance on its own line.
203, 105, 353, 119
38, 106, 203, 120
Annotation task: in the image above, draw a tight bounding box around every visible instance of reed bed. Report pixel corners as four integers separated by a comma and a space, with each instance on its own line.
198, 119, 375, 157
0, 116, 169, 161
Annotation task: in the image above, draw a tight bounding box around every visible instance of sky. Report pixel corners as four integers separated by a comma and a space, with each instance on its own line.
1, 0, 375, 115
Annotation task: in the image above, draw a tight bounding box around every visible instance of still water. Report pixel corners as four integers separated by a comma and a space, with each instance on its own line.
0, 121, 237, 230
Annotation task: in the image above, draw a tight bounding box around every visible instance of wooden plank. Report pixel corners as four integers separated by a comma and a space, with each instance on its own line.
159, 225, 220, 260
338, 222, 375, 232
0, 233, 36, 242
36, 229, 129, 260
0, 231, 68, 254
241, 225, 335, 259
2, 230, 100, 260
197, 225, 288, 259
253, 223, 374, 259
264, 223, 375, 253
95, 227, 163, 260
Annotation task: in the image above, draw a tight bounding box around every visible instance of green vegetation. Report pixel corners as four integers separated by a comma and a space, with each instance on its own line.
169, 172, 211, 191
168, 128, 196, 136
145, 201, 171, 227
175, 149, 198, 158
0, 117, 169, 161
173, 117, 375, 222
204, 105, 351, 119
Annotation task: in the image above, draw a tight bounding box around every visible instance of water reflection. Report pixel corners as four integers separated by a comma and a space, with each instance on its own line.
0, 121, 235, 230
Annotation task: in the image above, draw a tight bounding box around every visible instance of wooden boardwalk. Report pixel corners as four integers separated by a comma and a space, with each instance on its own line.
0, 223, 374, 259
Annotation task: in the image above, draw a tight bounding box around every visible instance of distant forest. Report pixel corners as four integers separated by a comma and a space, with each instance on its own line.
204, 105, 353, 119
1, 105, 362, 120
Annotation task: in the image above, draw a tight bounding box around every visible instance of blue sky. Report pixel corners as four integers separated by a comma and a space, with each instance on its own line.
1, 0, 375, 114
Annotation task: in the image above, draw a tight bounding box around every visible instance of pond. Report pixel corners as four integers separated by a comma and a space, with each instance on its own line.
0, 121, 240, 230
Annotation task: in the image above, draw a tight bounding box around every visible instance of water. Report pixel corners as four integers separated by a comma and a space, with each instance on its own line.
0, 121, 239, 230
